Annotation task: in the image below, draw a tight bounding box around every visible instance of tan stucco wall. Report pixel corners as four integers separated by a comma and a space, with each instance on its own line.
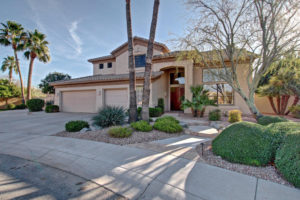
93, 61, 116, 75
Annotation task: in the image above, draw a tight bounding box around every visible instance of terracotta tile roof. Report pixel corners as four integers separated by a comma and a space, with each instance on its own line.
87, 55, 114, 62
51, 71, 164, 86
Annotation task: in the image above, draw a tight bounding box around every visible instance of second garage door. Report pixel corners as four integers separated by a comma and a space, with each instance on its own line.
104, 89, 128, 108
62, 90, 96, 113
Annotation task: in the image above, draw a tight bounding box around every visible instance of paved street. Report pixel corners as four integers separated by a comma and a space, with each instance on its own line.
0, 110, 299, 200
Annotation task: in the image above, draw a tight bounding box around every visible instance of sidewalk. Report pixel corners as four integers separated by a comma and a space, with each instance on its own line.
0, 134, 299, 200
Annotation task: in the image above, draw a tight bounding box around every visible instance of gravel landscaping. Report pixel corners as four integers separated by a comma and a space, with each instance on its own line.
55, 128, 183, 145
195, 140, 293, 187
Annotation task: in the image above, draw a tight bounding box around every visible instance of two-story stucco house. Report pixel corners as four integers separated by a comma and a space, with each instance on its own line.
52, 36, 252, 114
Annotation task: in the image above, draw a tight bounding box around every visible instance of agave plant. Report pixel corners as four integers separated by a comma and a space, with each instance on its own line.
181, 85, 217, 117
92, 106, 126, 127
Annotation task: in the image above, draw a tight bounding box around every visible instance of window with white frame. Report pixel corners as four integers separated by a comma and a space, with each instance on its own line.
203, 68, 234, 105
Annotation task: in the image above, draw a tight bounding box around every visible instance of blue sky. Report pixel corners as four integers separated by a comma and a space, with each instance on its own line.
0, 0, 190, 86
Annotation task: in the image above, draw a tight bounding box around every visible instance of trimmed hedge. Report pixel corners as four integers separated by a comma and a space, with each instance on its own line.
45, 105, 59, 113
212, 122, 273, 166
92, 106, 125, 127
228, 110, 242, 123
155, 116, 179, 124
275, 132, 300, 188
26, 98, 45, 112
264, 122, 300, 159
108, 126, 132, 138
209, 109, 221, 121
130, 120, 152, 132
65, 120, 89, 132
15, 103, 26, 109
149, 107, 163, 117
257, 115, 288, 126
153, 117, 182, 133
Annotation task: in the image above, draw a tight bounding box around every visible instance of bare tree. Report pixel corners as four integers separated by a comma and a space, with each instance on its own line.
126, 0, 138, 122
141, 0, 160, 121
180, 0, 300, 118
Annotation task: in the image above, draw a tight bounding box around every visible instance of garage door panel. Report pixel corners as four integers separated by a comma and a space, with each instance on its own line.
62, 90, 96, 113
104, 89, 128, 108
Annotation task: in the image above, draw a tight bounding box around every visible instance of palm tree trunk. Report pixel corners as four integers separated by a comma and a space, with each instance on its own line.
281, 95, 290, 115
126, 0, 137, 122
9, 68, 13, 83
27, 56, 35, 100
285, 95, 299, 115
13, 50, 25, 104
141, 0, 160, 121
268, 96, 277, 114
276, 96, 281, 114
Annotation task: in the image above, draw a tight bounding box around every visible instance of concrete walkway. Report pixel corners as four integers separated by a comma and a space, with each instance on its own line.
0, 111, 299, 199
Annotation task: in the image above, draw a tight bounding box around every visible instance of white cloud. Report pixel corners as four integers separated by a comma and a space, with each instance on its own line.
68, 21, 82, 55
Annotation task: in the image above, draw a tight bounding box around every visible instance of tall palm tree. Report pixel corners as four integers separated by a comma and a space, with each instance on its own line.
1, 56, 18, 83
141, 0, 160, 121
125, 0, 138, 122
24, 29, 50, 100
0, 21, 27, 103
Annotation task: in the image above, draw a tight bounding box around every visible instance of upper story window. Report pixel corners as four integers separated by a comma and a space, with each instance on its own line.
203, 68, 231, 83
107, 62, 112, 68
135, 54, 146, 68
99, 63, 104, 69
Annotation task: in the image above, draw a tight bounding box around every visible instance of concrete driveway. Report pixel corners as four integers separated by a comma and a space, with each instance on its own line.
0, 110, 94, 136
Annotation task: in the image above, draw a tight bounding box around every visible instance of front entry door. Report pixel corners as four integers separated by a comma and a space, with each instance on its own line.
170, 87, 184, 110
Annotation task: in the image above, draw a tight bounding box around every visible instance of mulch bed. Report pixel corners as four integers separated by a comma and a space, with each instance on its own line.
55, 128, 183, 146
195, 140, 293, 187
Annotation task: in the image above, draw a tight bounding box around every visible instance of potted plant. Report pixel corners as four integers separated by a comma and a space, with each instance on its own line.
181, 85, 217, 117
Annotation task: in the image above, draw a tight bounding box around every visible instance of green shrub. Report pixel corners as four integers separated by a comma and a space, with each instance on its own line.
212, 122, 272, 166
65, 120, 89, 132
131, 120, 152, 132
157, 98, 165, 113
92, 106, 125, 127
6, 103, 16, 110
26, 98, 45, 112
275, 132, 300, 188
137, 107, 142, 116
45, 105, 59, 113
257, 115, 289, 126
264, 122, 300, 159
228, 109, 242, 123
289, 105, 300, 118
209, 109, 221, 121
154, 118, 183, 133
155, 116, 179, 124
149, 107, 163, 117
15, 103, 26, 109
108, 126, 132, 138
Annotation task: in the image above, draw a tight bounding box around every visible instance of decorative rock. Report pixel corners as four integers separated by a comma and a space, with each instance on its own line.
90, 125, 102, 131
80, 127, 90, 133
179, 121, 189, 128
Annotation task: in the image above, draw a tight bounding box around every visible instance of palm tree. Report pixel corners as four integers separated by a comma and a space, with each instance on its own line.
0, 21, 27, 103
141, 0, 160, 121
126, 0, 138, 122
1, 56, 18, 83
24, 29, 50, 100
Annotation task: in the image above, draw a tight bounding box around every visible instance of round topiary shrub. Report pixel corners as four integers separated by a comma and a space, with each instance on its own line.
153, 118, 182, 133
26, 98, 45, 112
45, 105, 59, 113
275, 132, 300, 188
92, 106, 125, 128
108, 126, 132, 138
130, 120, 152, 132
6, 103, 16, 110
212, 122, 273, 166
155, 116, 179, 124
264, 122, 300, 159
257, 115, 288, 126
65, 120, 89, 132
228, 109, 242, 123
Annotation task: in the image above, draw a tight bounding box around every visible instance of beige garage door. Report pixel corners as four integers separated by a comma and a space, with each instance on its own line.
62, 90, 96, 113
104, 89, 128, 108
